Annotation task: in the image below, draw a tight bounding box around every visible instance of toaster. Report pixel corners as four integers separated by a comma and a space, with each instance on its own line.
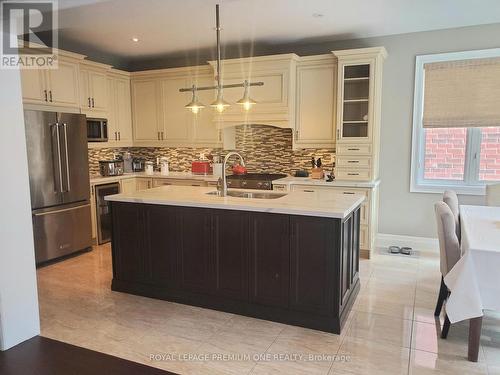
132, 158, 145, 172
99, 160, 124, 177
191, 161, 212, 175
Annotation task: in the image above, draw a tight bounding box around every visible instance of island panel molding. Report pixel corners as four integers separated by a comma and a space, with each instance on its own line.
110, 202, 360, 334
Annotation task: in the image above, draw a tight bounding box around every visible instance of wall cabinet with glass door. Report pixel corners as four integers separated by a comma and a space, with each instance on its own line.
333, 47, 387, 181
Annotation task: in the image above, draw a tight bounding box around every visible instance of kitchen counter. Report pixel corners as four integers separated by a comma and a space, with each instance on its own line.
89, 171, 220, 185
274, 176, 381, 188
105, 185, 365, 219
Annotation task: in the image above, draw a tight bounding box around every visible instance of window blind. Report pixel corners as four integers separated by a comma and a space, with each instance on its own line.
422, 57, 500, 128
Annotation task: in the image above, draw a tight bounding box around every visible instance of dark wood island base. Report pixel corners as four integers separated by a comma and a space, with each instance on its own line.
110, 202, 361, 334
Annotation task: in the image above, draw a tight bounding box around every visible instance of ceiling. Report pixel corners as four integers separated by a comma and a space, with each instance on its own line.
54, 0, 500, 63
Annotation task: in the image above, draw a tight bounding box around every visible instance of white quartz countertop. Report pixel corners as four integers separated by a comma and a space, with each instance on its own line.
274, 177, 380, 188
90, 171, 219, 185
105, 185, 365, 219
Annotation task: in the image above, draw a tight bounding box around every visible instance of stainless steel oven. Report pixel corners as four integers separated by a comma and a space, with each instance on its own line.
87, 118, 108, 142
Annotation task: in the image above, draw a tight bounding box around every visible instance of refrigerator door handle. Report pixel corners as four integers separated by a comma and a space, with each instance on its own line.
62, 123, 71, 192
53, 123, 64, 193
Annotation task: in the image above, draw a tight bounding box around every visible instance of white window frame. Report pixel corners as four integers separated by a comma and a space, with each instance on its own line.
410, 48, 500, 196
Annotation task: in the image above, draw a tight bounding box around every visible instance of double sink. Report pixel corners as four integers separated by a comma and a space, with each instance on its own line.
206, 190, 287, 199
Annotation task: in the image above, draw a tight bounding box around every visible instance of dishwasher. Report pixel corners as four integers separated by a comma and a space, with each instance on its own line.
95, 182, 120, 244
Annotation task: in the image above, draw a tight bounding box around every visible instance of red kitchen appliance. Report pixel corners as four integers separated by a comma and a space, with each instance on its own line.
191, 161, 212, 175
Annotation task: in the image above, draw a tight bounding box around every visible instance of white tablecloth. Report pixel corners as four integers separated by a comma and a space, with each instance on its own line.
444, 205, 500, 323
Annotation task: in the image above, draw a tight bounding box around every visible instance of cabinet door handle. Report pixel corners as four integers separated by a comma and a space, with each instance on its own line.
337, 129, 340, 140
118, 132, 121, 141
114, 132, 117, 141
44, 90, 48, 102
49, 90, 53, 102
274, 273, 280, 279
88, 97, 91, 108
295, 130, 299, 141
161, 131, 164, 140
91, 98, 95, 108
157, 131, 160, 140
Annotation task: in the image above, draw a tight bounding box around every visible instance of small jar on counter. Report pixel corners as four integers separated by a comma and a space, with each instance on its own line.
145, 161, 154, 175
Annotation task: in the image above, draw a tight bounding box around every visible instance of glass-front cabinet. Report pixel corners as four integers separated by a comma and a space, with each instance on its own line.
337, 62, 373, 142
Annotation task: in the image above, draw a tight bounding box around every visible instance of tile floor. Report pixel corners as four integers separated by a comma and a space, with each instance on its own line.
37, 244, 500, 375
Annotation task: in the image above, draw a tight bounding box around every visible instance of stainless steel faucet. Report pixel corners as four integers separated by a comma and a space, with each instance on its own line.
217, 151, 245, 196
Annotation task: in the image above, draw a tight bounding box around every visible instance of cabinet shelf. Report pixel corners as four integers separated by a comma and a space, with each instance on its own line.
344, 77, 370, 81
343, 121, 368, 124
344, 99, 369, 103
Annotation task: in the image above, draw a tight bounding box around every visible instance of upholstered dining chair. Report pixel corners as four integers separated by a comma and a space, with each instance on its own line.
486, 183, 500, 207
443, 190, 460, 241
434, 201, 462, 338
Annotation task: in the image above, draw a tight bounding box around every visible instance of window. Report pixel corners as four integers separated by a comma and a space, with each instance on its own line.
411, 49, 500, 195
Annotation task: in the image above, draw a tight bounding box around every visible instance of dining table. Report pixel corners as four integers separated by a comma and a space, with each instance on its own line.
444, 204, 500, 362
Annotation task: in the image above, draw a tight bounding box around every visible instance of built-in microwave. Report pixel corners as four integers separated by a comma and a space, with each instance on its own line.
87, 118, 108, 142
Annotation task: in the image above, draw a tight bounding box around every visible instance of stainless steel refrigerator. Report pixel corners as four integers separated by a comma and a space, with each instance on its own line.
24, 110, 92, 264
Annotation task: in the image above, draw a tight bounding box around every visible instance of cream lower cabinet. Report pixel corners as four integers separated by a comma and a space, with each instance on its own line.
136, 178, 153, 191
152, 178, 208, 188
293, 55, 336, 149
120, 178, 137, 194
21, 57, 81, 108
287, 184, 379, 258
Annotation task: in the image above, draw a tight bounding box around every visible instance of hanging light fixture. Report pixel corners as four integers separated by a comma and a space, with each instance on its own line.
237, 80, 257, 111
185, 85, 205, 114
179, 4, 264, 113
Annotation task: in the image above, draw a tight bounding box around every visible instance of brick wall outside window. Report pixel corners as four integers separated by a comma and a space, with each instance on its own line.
479, 127, 500, 181
424, 128, 466, 180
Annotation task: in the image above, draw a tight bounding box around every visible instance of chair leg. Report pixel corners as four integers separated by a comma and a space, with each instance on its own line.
441, 314, 451, 339
434, 276, 448, 316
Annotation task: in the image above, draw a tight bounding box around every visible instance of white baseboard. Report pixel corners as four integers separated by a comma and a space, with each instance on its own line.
376, 233, 438, 251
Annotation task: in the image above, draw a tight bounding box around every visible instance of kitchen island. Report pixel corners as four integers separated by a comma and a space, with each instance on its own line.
106, 186, 364, 334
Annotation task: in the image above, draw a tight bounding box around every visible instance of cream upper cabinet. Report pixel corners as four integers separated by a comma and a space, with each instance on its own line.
46, 60, 80, 106
21, 57, 80, 107
208, 54, 299, 129
80, 67, 109, 112
131, 79, 163, 142
21, 69, 47, 103
107, 73, 133, 144
294, 55, 336, 148
161, 77, 191, 142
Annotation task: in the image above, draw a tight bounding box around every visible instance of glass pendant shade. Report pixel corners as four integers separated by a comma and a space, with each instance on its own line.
210, 89, 230, 113
185, 89, 205, 114
237, 81, 257, 111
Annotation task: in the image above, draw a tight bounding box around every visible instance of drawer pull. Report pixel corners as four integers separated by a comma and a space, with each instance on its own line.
348, 148, 360, 151
348, 173, 359, 176
303, 190, 314, 193
347, 160, 360, 163
343, 192, 355, 195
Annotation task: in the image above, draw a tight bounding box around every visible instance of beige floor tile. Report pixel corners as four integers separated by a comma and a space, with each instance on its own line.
353, 292, 415, 320
329, 336, 410, 375
251, 359, 332, 375
488, 365, 500, 375
347, 311, 413, 348
411, 320, 483, 360
409, 349, 488, 374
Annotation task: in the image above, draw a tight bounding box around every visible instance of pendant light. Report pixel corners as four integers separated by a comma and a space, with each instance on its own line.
236, 80, 257, 111
179, 4, 264, 113
185, 85, 205, 114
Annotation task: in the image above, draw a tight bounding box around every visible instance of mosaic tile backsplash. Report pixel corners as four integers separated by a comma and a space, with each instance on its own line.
88, 125, 334, 177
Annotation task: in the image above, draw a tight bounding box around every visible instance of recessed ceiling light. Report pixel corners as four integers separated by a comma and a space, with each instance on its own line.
312, 13, 324, 18
131, 37, 139, 42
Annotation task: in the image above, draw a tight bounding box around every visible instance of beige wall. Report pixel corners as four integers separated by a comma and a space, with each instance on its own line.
318, 24, 500, 238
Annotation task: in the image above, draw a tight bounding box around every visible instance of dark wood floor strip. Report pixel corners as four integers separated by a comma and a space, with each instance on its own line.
0, 336, 177, 375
